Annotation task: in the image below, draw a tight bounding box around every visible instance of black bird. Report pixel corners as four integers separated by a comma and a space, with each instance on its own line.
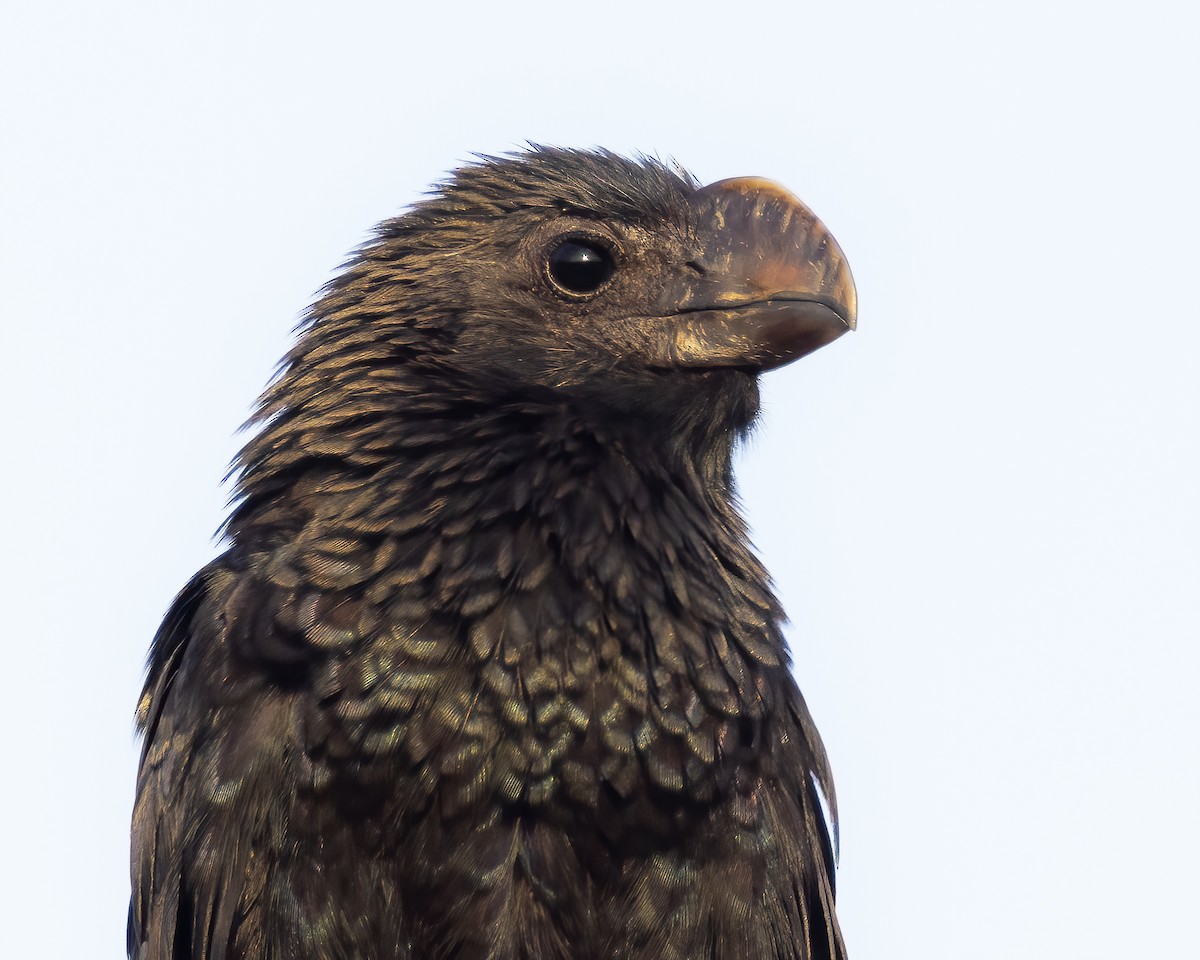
129, 147, 857, 960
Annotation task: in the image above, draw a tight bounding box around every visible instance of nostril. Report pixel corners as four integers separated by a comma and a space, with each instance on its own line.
684, 259, 708, 277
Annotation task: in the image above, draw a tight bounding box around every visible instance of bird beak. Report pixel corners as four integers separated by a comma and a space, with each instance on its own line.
659, 177, 857, 371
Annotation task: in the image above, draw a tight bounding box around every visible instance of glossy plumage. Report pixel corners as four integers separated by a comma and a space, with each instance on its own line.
129, 147, 854, 960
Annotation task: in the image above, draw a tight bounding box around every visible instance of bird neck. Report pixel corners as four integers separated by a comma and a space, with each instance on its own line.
227, 377, 751, 549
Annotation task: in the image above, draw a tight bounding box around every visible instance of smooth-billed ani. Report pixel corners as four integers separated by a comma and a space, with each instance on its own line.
129, 147, 857, 960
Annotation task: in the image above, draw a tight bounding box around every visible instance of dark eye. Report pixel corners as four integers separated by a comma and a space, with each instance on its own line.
546, 238, 615, 295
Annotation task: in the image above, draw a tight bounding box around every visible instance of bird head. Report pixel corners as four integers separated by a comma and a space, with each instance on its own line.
242, 148, 855, 503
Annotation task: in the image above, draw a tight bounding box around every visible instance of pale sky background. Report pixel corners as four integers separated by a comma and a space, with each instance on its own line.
2, 2, 1197, 957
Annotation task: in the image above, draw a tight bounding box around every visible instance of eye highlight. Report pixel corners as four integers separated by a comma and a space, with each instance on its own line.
546, 237, 616, 296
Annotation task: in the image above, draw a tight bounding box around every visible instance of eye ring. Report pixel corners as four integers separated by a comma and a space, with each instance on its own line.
544, 235, 618, 297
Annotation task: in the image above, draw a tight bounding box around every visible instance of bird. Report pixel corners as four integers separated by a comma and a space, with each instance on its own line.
129, 146, 857, 960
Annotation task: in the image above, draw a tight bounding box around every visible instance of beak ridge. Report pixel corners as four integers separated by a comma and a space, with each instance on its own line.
664, 177, 856, 370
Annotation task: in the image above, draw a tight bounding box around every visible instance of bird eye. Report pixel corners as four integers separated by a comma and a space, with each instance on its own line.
546, 238, 615, 295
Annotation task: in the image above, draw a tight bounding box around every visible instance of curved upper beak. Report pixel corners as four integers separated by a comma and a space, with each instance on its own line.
659, 177, 857, 371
